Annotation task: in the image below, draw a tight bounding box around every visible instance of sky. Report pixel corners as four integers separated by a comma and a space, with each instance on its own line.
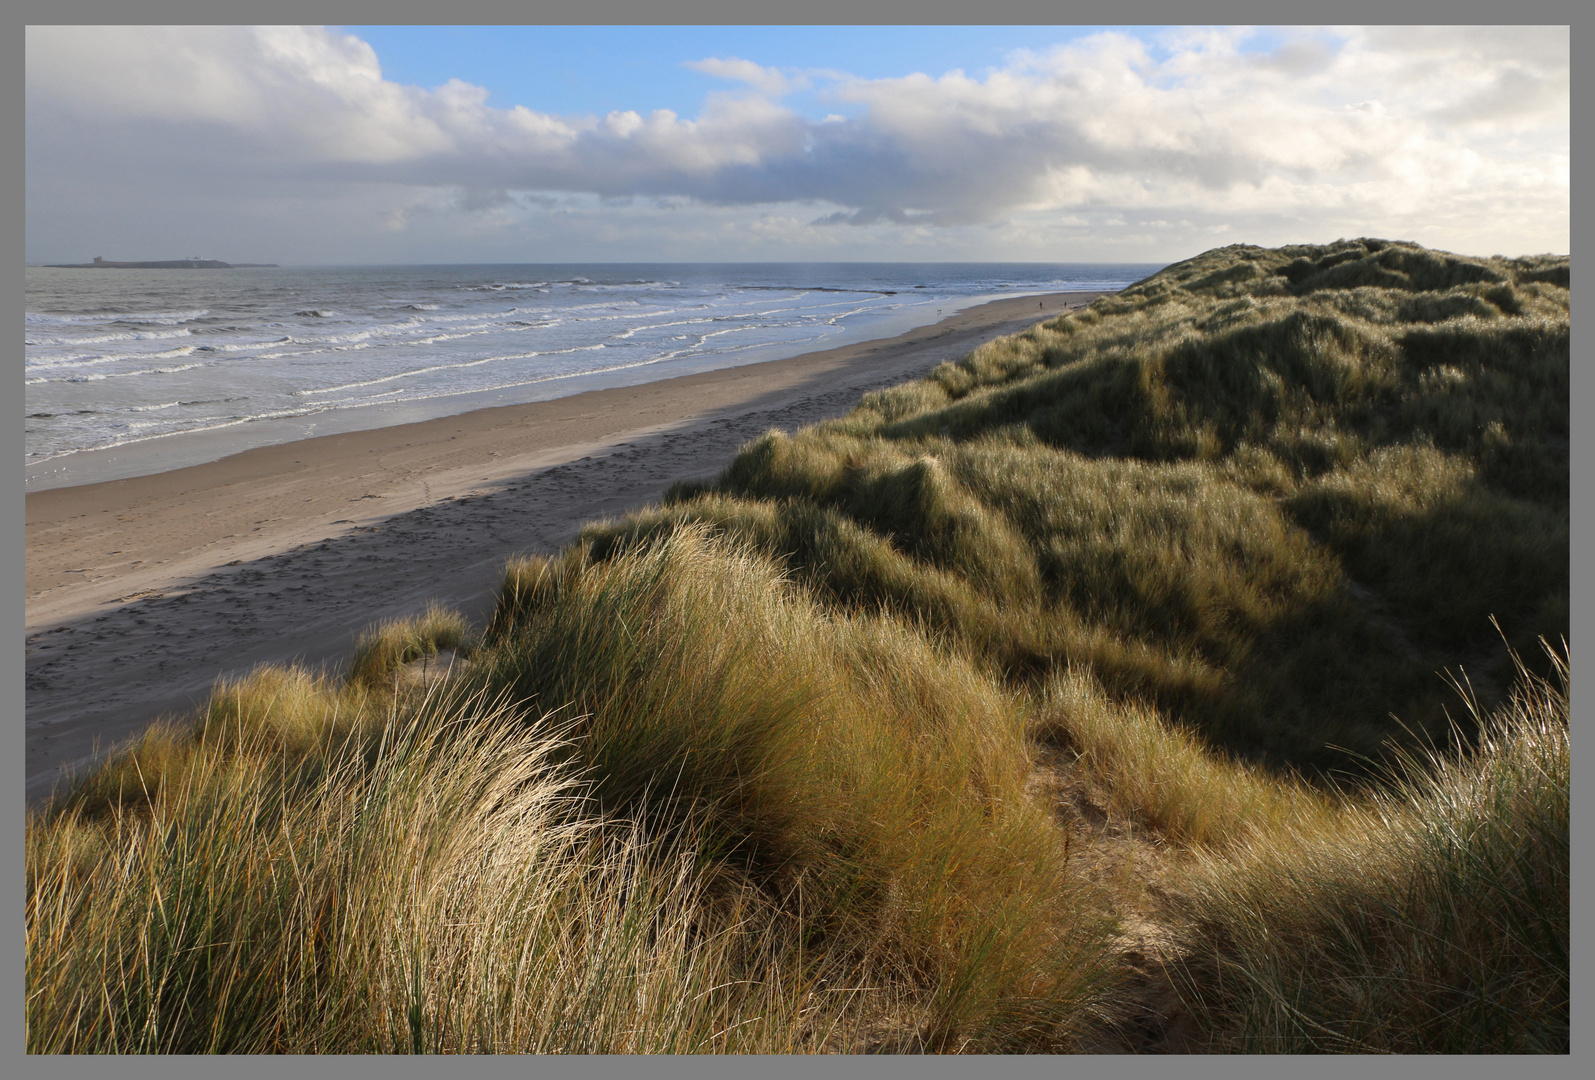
25, 25, 1569, 265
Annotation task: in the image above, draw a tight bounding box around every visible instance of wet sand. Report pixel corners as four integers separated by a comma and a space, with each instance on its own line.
25, 290, 1109, 803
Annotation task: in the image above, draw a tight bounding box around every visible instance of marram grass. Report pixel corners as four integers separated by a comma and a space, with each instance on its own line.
29, 239, 1567, 1053
1170, 648, 1569, 1053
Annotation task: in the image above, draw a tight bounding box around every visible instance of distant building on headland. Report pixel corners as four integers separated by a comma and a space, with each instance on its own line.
42, 256, 280, 269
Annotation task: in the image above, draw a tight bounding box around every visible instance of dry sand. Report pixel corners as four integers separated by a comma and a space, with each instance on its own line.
25, 291, 1109, 803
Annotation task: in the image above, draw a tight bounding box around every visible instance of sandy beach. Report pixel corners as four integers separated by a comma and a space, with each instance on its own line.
24, 291, 1109, 802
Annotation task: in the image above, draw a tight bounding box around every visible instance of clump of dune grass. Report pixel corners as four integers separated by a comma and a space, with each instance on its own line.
593, 425, 1455, 767
46, 664, 386, 825
27, 678, 881, 1053
1169, 645, 1569, 1052
1032, 667, 1339, 850
346, 601, 472, 688
474, 525, 1119, 1051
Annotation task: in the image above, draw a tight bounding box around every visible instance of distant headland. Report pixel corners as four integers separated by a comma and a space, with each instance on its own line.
43, 256, 279, 269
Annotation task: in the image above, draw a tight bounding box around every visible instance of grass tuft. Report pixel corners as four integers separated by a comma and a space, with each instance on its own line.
346, 602, 473, 688
1170, 645, 1568, 1052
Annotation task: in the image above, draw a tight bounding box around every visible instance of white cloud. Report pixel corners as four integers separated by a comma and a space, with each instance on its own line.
684, 57, 808, 97
25, 25, 1568, 261
28, 26, 456, 163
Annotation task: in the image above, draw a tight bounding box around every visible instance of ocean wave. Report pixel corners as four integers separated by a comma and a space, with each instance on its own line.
26, 326, 195, 348
68, 361, 207, 383
406, 309, 521, 325
462, 278, 676, 293
26, 307, 211, 327
735, 284, 898, 297
291, 343, 608, 397
26, 344, 203, 371
608, 316, 726, 341
379, 334, 780, 401
29, 359, 208, 386
285, 315, 514, 346
821, 304, 877, 326
189, 337, 293, 354
252, 318, 546, 360
264, 347, 707, 415
554, 299, 666, 315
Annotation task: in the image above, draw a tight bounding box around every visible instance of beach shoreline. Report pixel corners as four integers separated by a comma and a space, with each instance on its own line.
26, 279, 1109, 494
25, 289, 1109, 803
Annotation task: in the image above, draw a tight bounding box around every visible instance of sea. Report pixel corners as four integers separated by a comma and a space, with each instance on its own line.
24, 262, 1163, 490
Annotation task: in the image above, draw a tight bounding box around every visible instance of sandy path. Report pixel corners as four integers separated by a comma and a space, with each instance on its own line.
25, 291, 1108, 803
